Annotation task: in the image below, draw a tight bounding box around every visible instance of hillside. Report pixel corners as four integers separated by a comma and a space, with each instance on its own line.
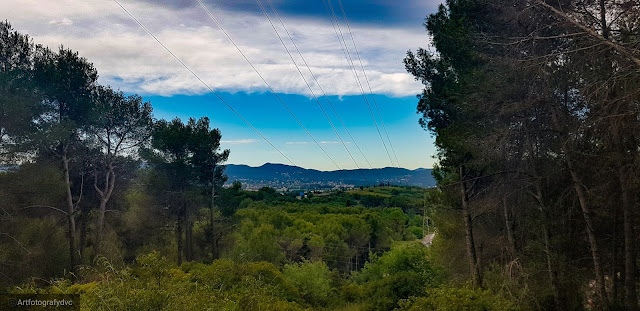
224, 163, 435, 189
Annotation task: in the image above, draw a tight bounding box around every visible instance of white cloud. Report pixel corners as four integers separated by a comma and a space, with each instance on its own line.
221, 139, 259, 144
48, 17, 73, 26
320, 141, 351, 144
5, 0, 427, 97
285, 141, 309, 145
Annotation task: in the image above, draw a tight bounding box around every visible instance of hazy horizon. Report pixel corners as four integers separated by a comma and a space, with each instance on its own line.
224, 162, 432, 171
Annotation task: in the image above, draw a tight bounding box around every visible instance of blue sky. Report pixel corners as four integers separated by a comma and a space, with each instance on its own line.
5, 0, 440, 170
144, 0, 441, 27
146, 92, 435, 170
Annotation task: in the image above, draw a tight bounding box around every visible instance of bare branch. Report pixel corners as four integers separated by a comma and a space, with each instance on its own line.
534, 0, 640, 68
20, 205, 67, 215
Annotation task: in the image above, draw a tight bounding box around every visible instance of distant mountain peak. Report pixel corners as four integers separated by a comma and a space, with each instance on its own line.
260, 163, 291, 168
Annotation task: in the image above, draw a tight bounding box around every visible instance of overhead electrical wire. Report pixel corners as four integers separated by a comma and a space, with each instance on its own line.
254, 0, 369, 183
112, 0, 311, 179
321, 0, 396, 168
262, 0, 375, 171
335, 0, 401, 168
325, 0, 397, 168
115, 0, 399, 182
196, 0, 347, 174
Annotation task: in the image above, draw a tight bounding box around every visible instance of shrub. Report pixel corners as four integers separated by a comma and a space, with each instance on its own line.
283, 261, 333, 306
397, 286, 519, 311
354, 242, 441, 310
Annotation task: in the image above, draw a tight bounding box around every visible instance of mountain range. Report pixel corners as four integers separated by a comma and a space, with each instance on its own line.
224, 163, 435, 190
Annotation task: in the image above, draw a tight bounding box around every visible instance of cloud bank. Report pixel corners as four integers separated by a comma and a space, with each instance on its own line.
5, 0, 428, 97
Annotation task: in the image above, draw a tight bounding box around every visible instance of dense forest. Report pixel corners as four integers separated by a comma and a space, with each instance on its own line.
1, 0, 640, 309
403, 0, 640, 310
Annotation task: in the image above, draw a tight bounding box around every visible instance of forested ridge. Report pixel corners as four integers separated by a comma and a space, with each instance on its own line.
1, 0, 640, 309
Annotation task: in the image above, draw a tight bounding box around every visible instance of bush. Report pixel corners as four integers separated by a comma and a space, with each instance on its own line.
283, 261, 333, 306
397, 287, 519, 311
13, 253, 305, 310
228, 223, 285, 264
354, 242, 441, 310
409, 226, 424, 239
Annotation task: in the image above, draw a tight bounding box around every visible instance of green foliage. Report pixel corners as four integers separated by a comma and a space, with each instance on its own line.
0, 21, 42, 155
229, 223, 285, 264
0, 216, 70, 288
31, 45, 99, 156
88, 85, 153, 155
4, 183, 477, 310
397, 287, 519, 311
228, 197, 424, 272
14, 253, 305, 311
283, 261, 333, 306
238, 197, 253, 209
0, 162, 70, 287
12, 248, 516, 311
403, 0, 640, 309
139, 116, 230, 263
408, 226, 423, 239
354, 242, 441, 310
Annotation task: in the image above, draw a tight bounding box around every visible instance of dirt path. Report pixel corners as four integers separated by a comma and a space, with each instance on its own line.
422, 232, 436, 246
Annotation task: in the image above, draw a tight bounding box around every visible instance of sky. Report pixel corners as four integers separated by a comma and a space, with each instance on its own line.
4, 0, 441, 170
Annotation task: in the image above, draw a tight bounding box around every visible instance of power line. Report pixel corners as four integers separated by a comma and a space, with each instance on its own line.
322, 0, 396, 168
335, 0, 401, 168
327, 0, 397, 168
254, 0, 369, 183
111, 0, 305, 176
196, 0, 345, 174
262, 0, 375, 172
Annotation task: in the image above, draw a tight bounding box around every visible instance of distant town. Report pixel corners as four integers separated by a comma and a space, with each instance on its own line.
223, 163, 435, 191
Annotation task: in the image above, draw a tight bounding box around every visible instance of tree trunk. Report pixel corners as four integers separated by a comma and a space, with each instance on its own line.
612, 201, 622, 304
94, 166, 115, 256
538, 185, 561, 310
185, 221, 193, 262
176, 211, 183, 266
62, 151, 77, 273
550, 106, 608, 309
502, 197, 517, 258
565, 150, 608, 309
460, 166, 482, 288
542, 220, 561, 310
78, 206, 89, 262
620, 165, 637, 311
94, 198, 107, 256
599, 0, 609, 39
528, 174, 562, 311
210, 176, 218, 260
185, 202, 193, 262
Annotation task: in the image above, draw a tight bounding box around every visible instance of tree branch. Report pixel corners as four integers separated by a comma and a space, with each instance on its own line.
534, 0, 640, 68
21, 205, 67, 215
0, 233, 30, 254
